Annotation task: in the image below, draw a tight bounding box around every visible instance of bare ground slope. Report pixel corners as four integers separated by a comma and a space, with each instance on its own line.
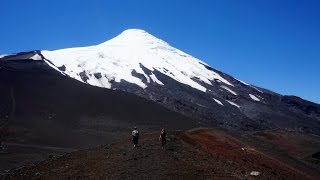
2, 129, 319, 180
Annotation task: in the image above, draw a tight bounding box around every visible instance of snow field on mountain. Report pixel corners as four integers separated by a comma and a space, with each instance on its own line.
42, 29, 234, 92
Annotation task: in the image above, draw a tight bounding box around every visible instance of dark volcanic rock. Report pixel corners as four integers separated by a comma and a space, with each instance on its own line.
58, 65, 66, 71
93, 72, 102, 79
79, 71, 89, 82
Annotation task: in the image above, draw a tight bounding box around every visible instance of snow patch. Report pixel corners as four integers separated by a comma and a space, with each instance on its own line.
42, 59, 66, 75
221, 85, 237, 95
249, 94, 260, 102
0, 54, 9, 58
30, 54, 42, 60
41, 29, 233, 92
257, 95, 264, 100
149, 73, 164, 85
196, 103, 206, 107
226, 100, 240, 108
213, 98, 224, 106
235, 78, 250, 86
251, 86, 263, 93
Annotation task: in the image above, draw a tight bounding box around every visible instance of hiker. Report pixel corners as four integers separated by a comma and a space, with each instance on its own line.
131, 127, 139, 148
159, 128, 166, 149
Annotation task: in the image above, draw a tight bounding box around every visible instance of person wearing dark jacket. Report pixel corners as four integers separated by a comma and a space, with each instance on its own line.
159, 128, 166, 149
132, 127, 139, 148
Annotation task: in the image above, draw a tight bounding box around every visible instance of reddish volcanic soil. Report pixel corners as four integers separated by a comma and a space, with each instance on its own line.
183, 129, 319, 180
251, 129, 320, 159
2, 128, 319, 180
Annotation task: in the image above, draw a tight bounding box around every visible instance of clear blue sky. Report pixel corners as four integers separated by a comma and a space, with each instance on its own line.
1, 0, 319, 103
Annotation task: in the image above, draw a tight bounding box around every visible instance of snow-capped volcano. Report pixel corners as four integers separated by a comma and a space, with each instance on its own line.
1, 29, 320, 135
42, 29, 233, 92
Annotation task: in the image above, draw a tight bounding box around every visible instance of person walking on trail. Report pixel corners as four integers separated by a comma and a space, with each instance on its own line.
132, 127, 139, 148
159, 128, 166, 149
